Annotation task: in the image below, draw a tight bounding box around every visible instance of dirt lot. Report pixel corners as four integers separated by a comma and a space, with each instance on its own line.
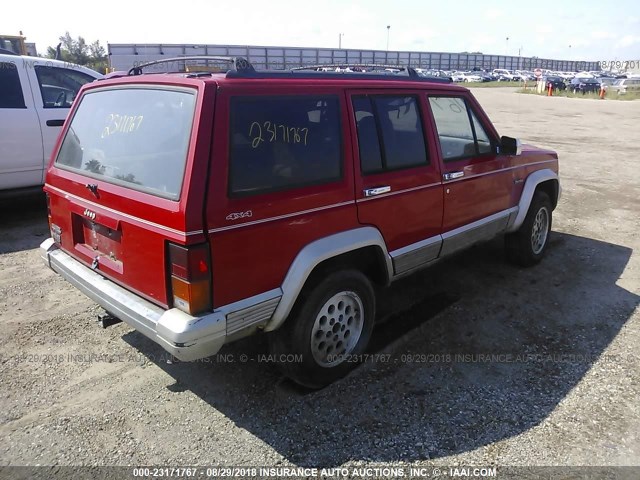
1, 89, 639, 469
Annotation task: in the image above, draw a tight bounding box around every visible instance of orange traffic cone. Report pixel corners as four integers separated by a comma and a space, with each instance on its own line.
599, 86, 606, 99
547, 83, 553, 96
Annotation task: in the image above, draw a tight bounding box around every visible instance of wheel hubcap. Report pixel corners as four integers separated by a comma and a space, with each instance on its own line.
310, 291, 364, 367
531, 206, 549, 255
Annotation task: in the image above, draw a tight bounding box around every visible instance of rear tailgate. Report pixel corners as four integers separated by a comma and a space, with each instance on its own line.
44, 77, 215, 308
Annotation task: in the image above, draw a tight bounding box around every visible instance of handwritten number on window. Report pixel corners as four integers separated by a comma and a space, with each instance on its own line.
101, 114, 144, 139
248, 121, 309, 149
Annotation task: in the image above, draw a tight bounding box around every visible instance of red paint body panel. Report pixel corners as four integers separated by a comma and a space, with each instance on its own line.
440, 154, 514, 230
210, 207, 357, 306
509, 145, 559, 206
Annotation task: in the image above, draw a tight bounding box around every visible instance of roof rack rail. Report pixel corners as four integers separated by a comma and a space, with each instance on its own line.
292, 63, 418, 74
128, 56, 255, 76
227, 63, 451, 83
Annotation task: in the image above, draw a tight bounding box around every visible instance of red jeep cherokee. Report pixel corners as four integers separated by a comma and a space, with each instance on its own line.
41, 57, 560, 387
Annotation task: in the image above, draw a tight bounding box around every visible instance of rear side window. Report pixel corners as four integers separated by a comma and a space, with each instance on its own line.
55, 87, 196, 200
0, 62, 26, 109
353, 95, 428, 174
229, 96, 342, 197
34, 65, 95, 108
428, 96, 494, 161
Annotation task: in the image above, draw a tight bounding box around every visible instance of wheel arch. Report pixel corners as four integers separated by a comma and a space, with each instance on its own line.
507, 168, 560, 233
264, 227, 392, 332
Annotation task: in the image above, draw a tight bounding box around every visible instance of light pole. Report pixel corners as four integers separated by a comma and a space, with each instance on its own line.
386, 25, 391, 51
505, 36, 509, 56
339, 33, 344, 49
518, 46, 522, 70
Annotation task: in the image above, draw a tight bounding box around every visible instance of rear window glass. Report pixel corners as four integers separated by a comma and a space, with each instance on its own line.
229, 96, 342, 197
55, 87, 196, 200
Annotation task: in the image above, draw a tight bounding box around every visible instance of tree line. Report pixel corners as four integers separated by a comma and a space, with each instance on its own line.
46, 32, 108, 73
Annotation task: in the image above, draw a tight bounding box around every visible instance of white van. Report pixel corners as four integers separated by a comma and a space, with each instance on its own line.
0, 53, 102, 193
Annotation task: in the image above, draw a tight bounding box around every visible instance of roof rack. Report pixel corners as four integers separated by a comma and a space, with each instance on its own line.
128, 56, 255, 76
228, 62, 451, 83
124, 56, 451, 84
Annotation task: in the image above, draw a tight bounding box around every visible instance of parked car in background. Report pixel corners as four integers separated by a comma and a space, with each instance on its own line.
460, 72, 483, 82
508, 70, 523, 81
416, 69, 453, 81
607, 77, 640, 95
570, 77, 601, 93
473, 71, 494, 82
0, 53, 102, 194
542, 75, 567, 91
492, 69, 520, 81
573, 71, 595, 79
516, 70, 535, 81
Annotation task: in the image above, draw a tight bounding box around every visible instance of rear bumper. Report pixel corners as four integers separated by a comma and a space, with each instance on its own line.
40, 238, 226, 361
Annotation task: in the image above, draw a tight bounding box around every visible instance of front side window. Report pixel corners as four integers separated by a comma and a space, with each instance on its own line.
34, 65, 94, 108
0, 62, 25, 109
353, 95, 428, 174
229, 96, 342, 197
55, 87, 197, 200
470, 110, 492, 154
428, 96, 494, 161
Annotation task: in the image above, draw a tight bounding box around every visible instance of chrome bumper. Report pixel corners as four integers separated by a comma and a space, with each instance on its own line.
40, 238, 226, 361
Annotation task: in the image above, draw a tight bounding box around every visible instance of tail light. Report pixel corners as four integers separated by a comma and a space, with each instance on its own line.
168, 243, 212, 315
46, 193, 62, 244
45, 193, 51, 219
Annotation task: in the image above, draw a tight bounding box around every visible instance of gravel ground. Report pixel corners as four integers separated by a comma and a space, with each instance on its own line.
0, 88, 638, 469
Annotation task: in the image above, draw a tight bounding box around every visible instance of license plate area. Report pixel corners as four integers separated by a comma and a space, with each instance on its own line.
72, 214, 124, 274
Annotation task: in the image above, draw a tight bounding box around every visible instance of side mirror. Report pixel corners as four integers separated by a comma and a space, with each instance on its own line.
499, 136, 522, 156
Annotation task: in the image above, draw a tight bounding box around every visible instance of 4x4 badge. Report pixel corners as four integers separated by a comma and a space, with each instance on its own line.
84, 209, 96, 220
226, 210, 253, 221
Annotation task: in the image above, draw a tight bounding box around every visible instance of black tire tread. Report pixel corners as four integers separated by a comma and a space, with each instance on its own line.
268, 269, 375, 389
505, 190, 552, 267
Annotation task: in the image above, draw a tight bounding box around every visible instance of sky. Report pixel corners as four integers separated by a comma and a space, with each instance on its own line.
3, 0, 640, 61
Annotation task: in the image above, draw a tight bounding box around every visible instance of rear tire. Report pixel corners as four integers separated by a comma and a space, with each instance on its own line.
505, 191, 552, 267
269, 269, 375, 389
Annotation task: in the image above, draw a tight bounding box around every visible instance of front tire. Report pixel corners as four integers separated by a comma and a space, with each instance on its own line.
269, 270, 375, 388
505, 191, 553, 267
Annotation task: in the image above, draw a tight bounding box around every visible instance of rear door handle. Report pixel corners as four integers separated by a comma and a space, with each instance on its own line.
443, 171, 464, 181
363, 186, 391, 197
46, 119, 65, 127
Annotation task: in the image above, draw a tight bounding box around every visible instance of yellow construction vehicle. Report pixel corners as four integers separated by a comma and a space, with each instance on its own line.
0, 32, 29, 55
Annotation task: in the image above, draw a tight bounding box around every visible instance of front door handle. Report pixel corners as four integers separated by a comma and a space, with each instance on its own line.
46, 119, 65, 127
363, 186, 391, 197
443, 171, 464, 181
